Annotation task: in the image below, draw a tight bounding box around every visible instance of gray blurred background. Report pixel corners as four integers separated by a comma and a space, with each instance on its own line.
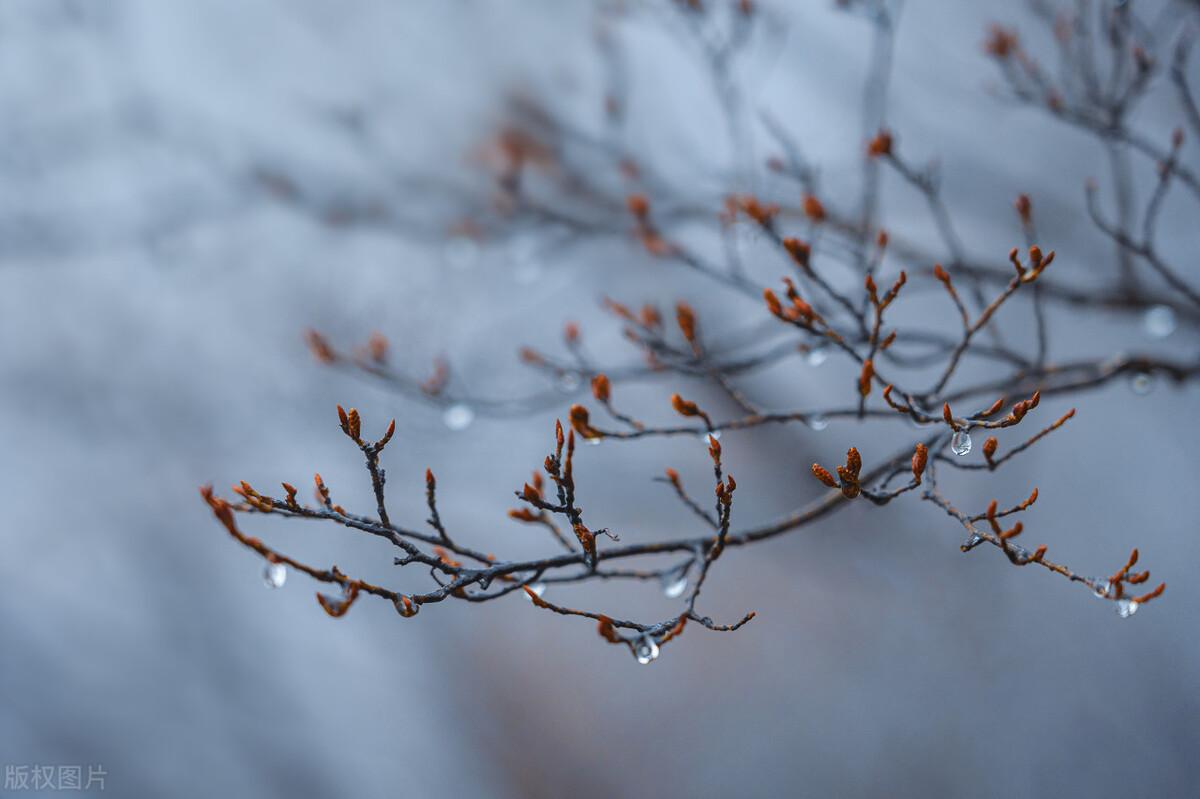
1, 1, 1198, 797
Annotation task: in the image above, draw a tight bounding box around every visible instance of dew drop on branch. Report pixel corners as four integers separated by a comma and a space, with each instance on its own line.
1128, 372, 1154, 395
442, 403, 475, 431
1143, 305, 1176, 339
584, 437, 602, 446
524, 582, 546, 601
951, 429, 972, 456
806, 348, 828, 367
807, 414, 828, 431
705, 431, 722, 443
262, 562, 287, 589
1115, 598, 1139, 618
1092, 581, 1111, 599
634, 635, 660, 665
662, 574, 689, 599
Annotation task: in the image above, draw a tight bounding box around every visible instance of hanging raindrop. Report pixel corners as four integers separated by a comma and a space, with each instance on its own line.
1143, 305, 1176, 339
1092, 580, 1111, 599
584, 437, 602, 446
705, 430, 722, 443
1128, 372, 1154, 395
1115, 598, 1139, 618
807, 414, 829, 431
442, 403, 475, 431
662, 573, 689, 599
806, 348, 828, 367
634, 635, 660, 665
262, 562, 287, 589
524, 582, 546, 601
951, 429, 972, 456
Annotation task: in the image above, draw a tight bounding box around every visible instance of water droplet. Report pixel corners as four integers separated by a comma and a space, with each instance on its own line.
951, 429, 972, 456
393, 595, 419, 617
524, 582, 546, 601
1092, 581, 1111, 599
662, 574, 688, 599
1143, 305, 1176, 338
556, 372, 581, 393
634, 635, 660, 665
443, 236, 479, 271
442, 403, 475, 430
806, 348, 828, 367
584, 436, 602, 446
317, 584, 351, 614
1115, 598, 1139, 618
807, 414, 828, 431
262, 562, 286, 589
705, 431, 722, 443
1128, 372, 1154, 395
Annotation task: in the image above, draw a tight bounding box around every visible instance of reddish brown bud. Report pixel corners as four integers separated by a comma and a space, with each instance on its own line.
763, 288, 783, 316
811, 464, 838, 488
867, 129, 893, 158
985, 25, 1018, 59
845, 447, 862, 478
802, 194, 826, 223
859, 360, 875, 398
782, 237, 811, 268
367, 331, 389, 364
1014, 194, 1032, 224
591, 373, 611, 402
911, 443, 928, 482
675, 303, 697, 342
306, 329, 337, 364
626, 193, 649, 219
670, 393, 702, 418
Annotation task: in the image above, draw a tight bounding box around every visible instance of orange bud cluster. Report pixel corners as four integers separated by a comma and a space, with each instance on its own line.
764, 277, 817, 325
1009, 245, 1055, 283
337, 405, 363, 443
1000, 390, 1041, 427
813, 448, 864, 499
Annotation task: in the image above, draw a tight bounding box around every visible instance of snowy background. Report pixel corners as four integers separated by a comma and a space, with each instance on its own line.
1, 1, 1198, 796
